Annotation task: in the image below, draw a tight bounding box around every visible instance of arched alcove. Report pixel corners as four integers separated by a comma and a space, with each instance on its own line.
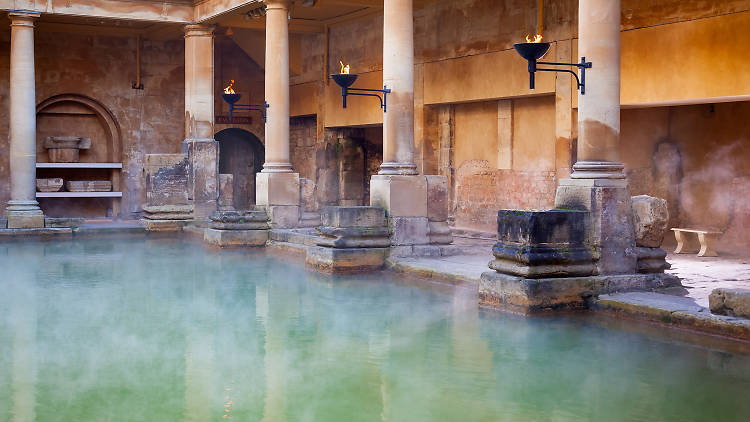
35, 94, 123, 218
215, 128, 264, 210
36, 94, 122, 163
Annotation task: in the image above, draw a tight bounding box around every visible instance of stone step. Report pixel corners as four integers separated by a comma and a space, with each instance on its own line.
298, 212, 321, 228
270, 228, 320, 246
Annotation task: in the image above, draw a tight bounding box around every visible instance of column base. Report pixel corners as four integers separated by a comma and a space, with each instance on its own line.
370, 174, 427, 217
6, 201, 44, 229
261, 162, 294, 173
256, 172, 300, 206
571, 161, 626, 179
555, 178, 638, 274
378, 161, 419, 176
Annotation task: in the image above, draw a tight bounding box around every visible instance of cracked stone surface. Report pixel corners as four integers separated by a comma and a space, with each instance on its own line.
662, 253, 750, 308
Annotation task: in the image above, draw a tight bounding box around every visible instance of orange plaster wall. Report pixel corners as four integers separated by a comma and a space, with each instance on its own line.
512, 96, 556, 171
453, 101, 498, 170
291, 82, 319, 117
423, 45, 557, 105
323, 71, 384, 128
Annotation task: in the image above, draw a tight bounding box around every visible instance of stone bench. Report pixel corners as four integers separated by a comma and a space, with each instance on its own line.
671, 228, 721, 257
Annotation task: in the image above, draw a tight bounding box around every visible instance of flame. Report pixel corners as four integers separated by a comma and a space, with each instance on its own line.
339, 61, 350, 74
525, 34, 543, 43
224, 80, 236, 95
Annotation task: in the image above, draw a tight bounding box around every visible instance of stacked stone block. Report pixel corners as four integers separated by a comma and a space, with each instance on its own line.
306, 206, 390, 273
203, 210, 269, 247
141, 154, 193, 231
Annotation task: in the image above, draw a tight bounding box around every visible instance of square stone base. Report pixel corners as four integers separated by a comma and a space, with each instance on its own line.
266, 205, 299, 229
7, 210, 45, 229
204, 228, 268, 247
370, 175, 427, 217
479, 271, 681, 313
256, 172, 300, 207
141, 219, 187, 232
555, 178, 637, 274
306, 246, 387, 273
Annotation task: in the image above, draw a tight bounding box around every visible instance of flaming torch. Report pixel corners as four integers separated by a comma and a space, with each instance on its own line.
513, 34, 550, 90
330, 60, 391, 112
219, 79, 269, 122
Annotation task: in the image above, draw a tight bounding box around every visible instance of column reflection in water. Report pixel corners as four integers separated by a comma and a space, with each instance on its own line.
7, 248, 38, 422
183, 251, 217, 422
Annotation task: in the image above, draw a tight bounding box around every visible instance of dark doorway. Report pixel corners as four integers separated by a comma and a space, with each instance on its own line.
215, 128, 264, 210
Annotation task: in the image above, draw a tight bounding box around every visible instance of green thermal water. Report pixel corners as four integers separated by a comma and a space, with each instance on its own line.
1, 237, 749, 422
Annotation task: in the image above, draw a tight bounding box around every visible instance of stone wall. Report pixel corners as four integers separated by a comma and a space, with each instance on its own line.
621, 102, 750, 251
0, 31, 185, 218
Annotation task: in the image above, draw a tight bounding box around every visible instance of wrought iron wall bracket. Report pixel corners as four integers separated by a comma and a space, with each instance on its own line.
227, 102, 270, 123
340, 86, 391, 112
536, 57, 592, 94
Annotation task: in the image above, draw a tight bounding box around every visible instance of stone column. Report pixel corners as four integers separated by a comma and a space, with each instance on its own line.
571, 0, 623, 180
379, 0, 417, 176
369, 0, 449, 250
256, 0, 300, 228
555, 0, 636, 274
6, 11, 44, 229
184, 24, 215, 140
184, 24, 219, 219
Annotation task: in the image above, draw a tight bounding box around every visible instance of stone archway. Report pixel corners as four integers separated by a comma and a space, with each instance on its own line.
215, 128, 264, 210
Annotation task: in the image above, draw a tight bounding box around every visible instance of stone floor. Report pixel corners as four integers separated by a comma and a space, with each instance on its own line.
662, 253, 750, 307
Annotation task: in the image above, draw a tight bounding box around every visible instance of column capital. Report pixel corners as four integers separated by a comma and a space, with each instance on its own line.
8, 10, 40, 26
183, 24, 215, 38
264, 0, 291, 11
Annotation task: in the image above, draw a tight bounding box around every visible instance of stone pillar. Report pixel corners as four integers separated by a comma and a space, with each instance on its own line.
379, 0, 417, 176
184, 24, 215, 140
571, 0, 623, 180
256, 0, 300, 228
370, 0, 433, 249
6, 11, 44, 229
184, 24, 219, 219
555, 0, 637, 274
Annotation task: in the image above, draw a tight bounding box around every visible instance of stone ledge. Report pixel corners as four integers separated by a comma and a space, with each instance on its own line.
595, 292, 750, 341
479, 272, 681, 312
204, 228, 268, 247
0, 227, 73, 237
709, 289, 750, 319
306, 246, 387, 273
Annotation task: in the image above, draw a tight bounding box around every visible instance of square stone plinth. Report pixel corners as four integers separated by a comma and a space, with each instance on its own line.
555, 178, 637, 275
256, 172, 300, 207
7, 210, 45, 229
204, 228, 268, 247
370, 175, 427, 217
479, 271, 681, 313
306, 246, 387, 273
141, 219, 187, 232
321, 206, 386, 228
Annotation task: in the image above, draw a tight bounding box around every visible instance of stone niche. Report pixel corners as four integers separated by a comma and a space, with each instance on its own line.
480, 209, 680, 312
35, 95, 122, 218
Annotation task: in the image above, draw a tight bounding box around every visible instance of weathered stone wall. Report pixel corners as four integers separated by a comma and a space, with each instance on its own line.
0, 30, 185, 218
621, 102, 750, 251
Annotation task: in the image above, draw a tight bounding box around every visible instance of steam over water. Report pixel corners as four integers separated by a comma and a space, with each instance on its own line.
1, 237, 749, 421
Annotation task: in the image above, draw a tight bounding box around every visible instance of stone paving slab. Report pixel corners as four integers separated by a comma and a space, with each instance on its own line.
387, 254, 488, 285
595, 292, 750, 341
